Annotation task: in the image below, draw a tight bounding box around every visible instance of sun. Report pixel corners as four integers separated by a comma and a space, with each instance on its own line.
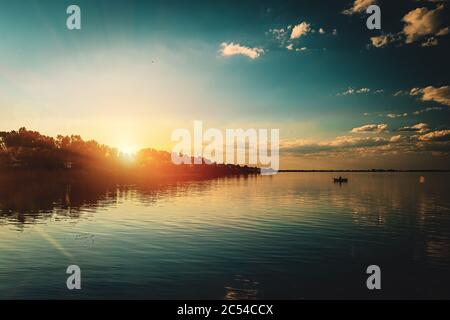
118, 144, 139, 156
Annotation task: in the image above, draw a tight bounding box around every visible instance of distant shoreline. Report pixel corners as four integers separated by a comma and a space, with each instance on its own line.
278, 169, 450, 173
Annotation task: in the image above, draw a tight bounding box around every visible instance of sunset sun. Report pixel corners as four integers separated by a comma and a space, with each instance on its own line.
118, 144, 139, 156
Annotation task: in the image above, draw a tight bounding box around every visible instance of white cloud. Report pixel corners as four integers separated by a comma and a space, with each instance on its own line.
390, 135, 403, 143
281, 135, 390, 155
219, 42, 264, 59
386, 113, 408, 118
421, 37, 439, 46
341, 87, 355, 95
413, 106, 445, 114
420, 86, 450, 106
290, 22, 311, 39
338, 87, 379, 96
437, 26, 450, 35
270, 22, 329, 51
370, 33, 401, 48
269, 28, 288, 41
285, 44, 306, 52
419, 129, 450, 141
410, 85, 450, 106
402, 4, 449, 43
370, 4, 449, 48
280, 125, 450, 157
410, 87, 423, 96
393, 90, 408, 96
351, 124, 388, 133
343, 0, 377, 15
398, 123, 429, 133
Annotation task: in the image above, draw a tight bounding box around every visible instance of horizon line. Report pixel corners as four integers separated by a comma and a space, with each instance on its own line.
278, 169, 450, 172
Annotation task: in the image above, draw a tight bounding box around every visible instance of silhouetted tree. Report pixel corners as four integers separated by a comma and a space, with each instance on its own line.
0, 128, 259, 176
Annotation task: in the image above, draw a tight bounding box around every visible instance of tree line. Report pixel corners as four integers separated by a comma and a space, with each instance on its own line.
0, 128, 259, 176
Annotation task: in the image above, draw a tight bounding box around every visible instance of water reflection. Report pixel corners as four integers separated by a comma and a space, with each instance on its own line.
0, 171, 449, 299
224, 275, 259, 300
0, 171, 260, 227
0, 171, 118, 226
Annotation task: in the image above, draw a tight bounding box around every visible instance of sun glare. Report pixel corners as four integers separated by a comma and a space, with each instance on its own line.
118, 144, 139, 157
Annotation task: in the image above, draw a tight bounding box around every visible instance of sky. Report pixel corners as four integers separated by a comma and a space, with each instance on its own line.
0, 0, 449, 169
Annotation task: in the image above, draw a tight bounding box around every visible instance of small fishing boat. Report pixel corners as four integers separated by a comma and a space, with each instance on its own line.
333, 177, 348, 183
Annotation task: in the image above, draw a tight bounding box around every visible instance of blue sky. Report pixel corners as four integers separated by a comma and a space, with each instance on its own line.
0, 0, 449, 169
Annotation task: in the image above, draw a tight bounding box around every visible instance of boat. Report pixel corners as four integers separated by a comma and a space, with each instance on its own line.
333, 177, 348, 183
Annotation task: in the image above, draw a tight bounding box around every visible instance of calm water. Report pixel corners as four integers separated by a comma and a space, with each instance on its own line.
0, 172, 449, 299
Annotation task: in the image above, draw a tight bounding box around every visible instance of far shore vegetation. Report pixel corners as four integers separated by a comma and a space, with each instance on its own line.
0, 128, 260, 179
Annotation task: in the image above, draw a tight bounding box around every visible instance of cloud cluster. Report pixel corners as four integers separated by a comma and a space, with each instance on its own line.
402, 5, 449, 44
269, 28, 289, 42
386, 113, 408, 118
410, 85, 450, 106
338, 87, 383, 96
219, 42, 264, 59
421, 37, 439, 46
338, 87, 368, 95
286, 44, 308, 51
281, 125, 450, 157
267, 21, 334, 52
280, 135, 389, 155
290, 22, 311, 39
394, 85, 450, 107
351, 124, 388, 133
370, 4, 449, 47
370, 33, 402, 48
419, 129, 450, 141
397, 123, 429, 133
413, 106, 445, 115
342, 0, 377, 15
